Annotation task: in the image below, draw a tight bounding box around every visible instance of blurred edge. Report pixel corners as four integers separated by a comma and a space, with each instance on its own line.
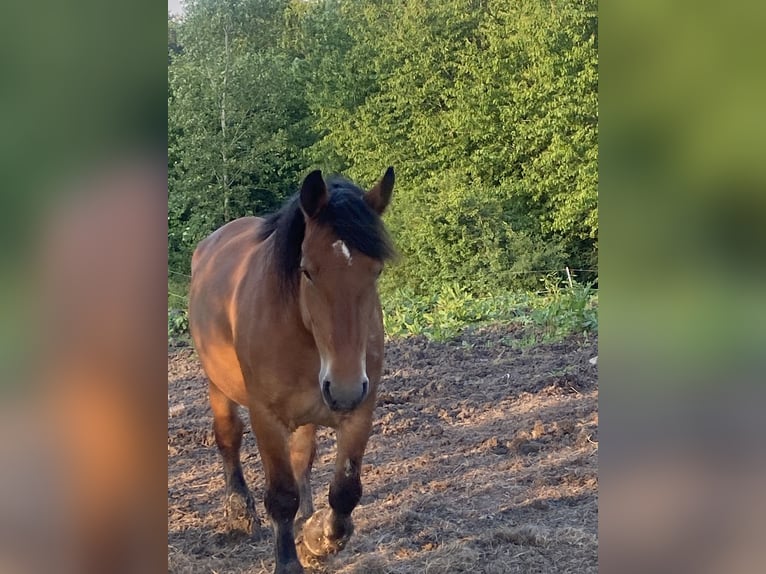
601, 0, 766, 573
0, 0, 167, 573
3, 0, 766, 572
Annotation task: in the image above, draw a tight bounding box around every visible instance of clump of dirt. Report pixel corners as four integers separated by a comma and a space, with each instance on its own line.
168, 324, 598, 573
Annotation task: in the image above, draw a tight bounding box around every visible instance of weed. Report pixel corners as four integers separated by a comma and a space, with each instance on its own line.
168, 308, 189, 340
381, 279, 597, 342
529, 278, 598, 341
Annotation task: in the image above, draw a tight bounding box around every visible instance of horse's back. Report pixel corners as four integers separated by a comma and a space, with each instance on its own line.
191, 216, 262, 274
189, 216, 265, 405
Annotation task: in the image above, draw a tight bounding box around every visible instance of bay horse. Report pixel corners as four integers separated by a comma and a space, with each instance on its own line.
189, 168, 395, 574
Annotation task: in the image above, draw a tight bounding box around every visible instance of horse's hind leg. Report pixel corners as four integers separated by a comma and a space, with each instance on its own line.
290, 424, 317, 522
209, 381, 257, 533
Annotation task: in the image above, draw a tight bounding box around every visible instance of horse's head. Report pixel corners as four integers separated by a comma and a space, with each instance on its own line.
297, 168, 394, 412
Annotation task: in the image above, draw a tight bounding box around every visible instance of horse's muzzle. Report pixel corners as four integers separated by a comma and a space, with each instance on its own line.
322, 378, 368, 412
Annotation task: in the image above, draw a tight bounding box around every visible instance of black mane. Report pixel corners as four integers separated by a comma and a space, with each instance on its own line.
257, 175, 394, 295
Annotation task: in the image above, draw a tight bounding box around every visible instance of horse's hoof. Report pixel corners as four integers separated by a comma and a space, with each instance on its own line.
224, 491, 257, 534
298, 509, 353, 557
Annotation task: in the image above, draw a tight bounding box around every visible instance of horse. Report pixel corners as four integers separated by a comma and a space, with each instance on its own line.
188, 168, 395, 574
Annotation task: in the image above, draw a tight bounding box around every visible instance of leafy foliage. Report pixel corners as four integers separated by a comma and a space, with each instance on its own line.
381, 278, 597, 342
296, 0, 598, 297
168, 274, 190, 341
168, 307, 190, 341
168, 0, 598, 332
168, 0, 315, 273
527, 279, 598, 341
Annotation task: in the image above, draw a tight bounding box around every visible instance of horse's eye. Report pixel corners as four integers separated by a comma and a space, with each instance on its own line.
301, 268, 312, 281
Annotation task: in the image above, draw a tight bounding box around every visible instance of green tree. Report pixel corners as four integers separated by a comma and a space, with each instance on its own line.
167, 0, 598, 296
168, 0, 313, 273
299, 0, 597, 295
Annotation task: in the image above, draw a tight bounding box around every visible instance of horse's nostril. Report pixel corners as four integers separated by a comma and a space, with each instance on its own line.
361, 379, 369, 396
322, 380, 331, 395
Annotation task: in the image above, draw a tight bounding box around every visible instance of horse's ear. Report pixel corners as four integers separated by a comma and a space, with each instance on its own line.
365, 166, 395, 215
300, 169, 328, 218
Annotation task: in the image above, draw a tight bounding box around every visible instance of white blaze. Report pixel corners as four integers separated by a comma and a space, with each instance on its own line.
332, 239, 352, 265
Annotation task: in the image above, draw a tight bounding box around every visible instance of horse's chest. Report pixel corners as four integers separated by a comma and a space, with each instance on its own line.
288, 386, 338, 428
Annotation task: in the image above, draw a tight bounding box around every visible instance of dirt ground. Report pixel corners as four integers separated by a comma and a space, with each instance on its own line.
168, 324, 598, 573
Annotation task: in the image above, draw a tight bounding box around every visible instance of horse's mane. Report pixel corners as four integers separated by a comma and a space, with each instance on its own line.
257, 175, 394, 295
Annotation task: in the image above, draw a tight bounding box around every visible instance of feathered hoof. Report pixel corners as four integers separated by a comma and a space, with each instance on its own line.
224, 490, 257, 534
297, 508, 354, 558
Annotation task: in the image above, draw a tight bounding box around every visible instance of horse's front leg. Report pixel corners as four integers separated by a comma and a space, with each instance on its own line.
300, 409, 373, 557
249, 407, 304, 574
290, 423, 317, 522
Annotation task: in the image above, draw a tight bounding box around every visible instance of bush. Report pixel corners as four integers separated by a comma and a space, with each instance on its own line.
168, 308, 189, 340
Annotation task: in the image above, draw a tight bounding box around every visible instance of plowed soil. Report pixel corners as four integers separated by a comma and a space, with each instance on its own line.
168, 324, 598, 573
